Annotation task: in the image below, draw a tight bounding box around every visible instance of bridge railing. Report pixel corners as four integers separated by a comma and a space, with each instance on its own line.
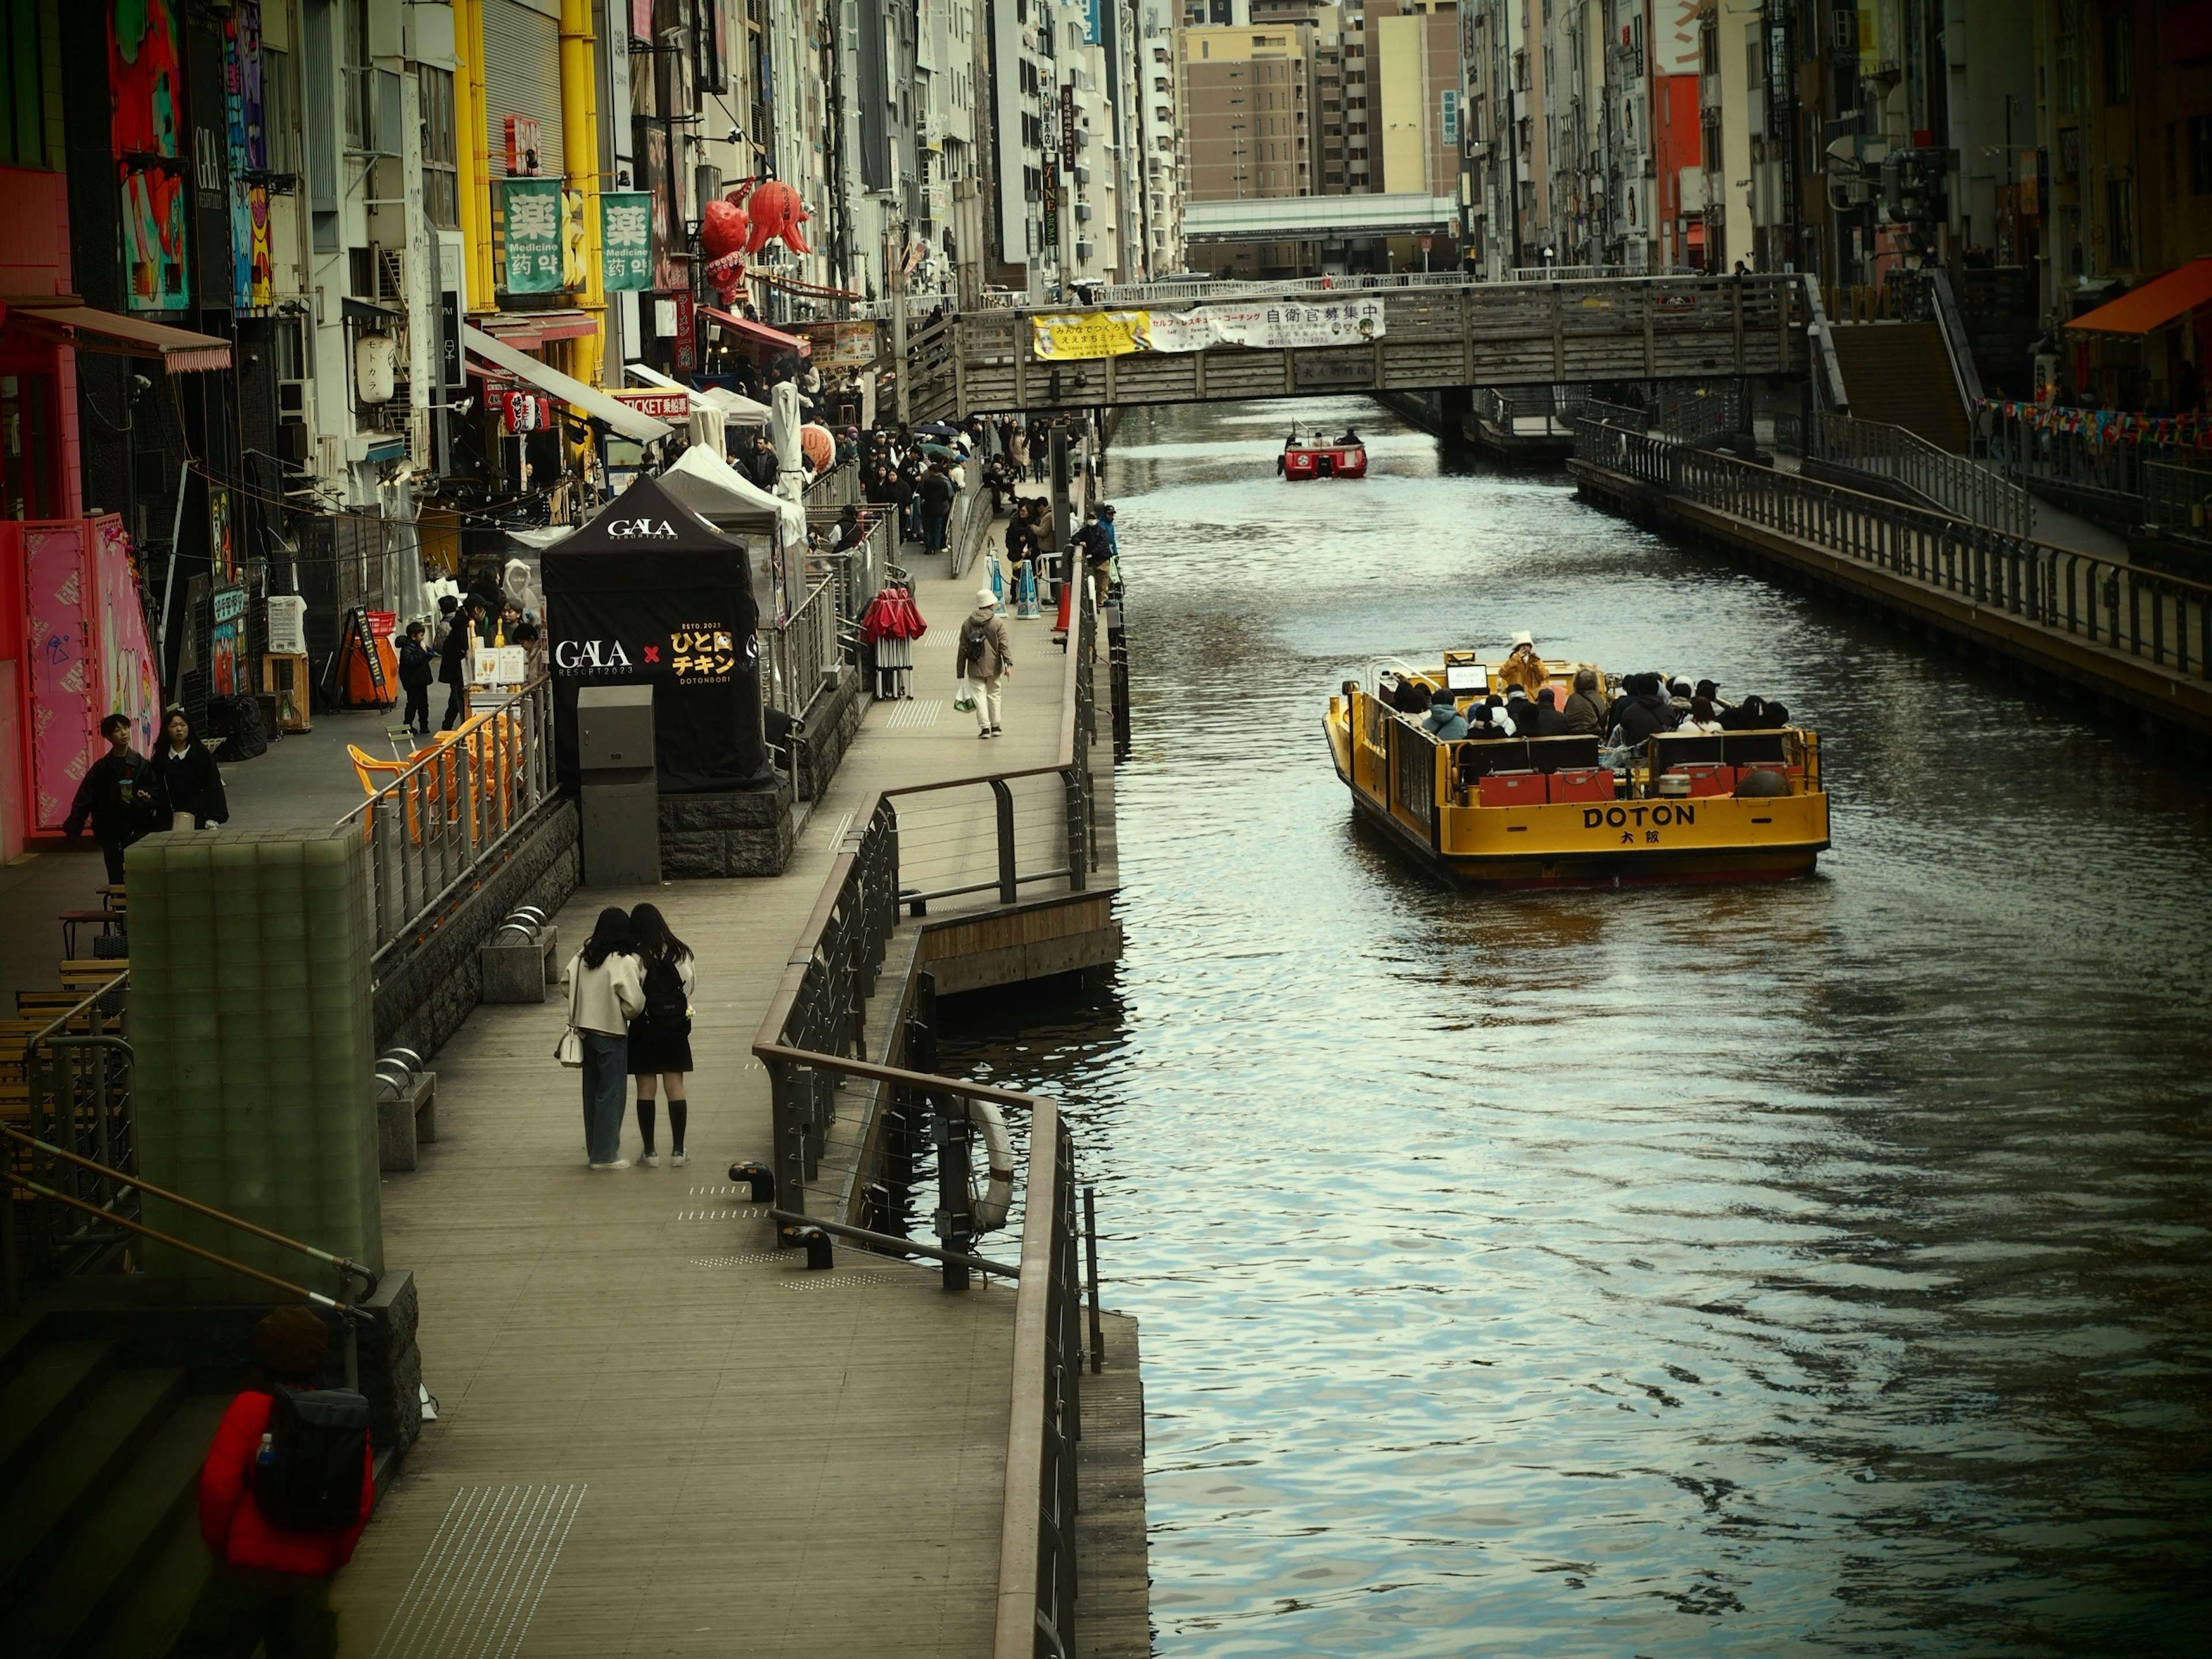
1575, 417, 2212, 689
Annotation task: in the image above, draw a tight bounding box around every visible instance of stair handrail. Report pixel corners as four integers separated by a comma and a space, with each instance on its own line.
1925, 267, 1984, 411
1, 1124, 378, 1315
1800, 274, 1851, 418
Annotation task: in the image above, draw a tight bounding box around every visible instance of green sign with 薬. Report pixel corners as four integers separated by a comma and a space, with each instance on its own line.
503, 179, 564, 294
601, 191, 653, 292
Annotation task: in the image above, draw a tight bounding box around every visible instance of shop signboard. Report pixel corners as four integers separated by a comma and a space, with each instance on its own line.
503, 178, 565, 293
209, 582, 248, 700
791, 320, 879, 369
609, 389, 692, 421
602, 190, 653, 290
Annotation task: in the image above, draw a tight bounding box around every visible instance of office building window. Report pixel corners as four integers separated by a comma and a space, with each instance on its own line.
421, 66, 458, 228
343, 0, 370, 149
0, 0, 40, 166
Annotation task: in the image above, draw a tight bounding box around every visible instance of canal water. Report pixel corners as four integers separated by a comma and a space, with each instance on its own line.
938, 399, 2212, 1657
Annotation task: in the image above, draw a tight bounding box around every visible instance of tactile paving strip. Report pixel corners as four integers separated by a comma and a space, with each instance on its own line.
369, 1483, 586, 1659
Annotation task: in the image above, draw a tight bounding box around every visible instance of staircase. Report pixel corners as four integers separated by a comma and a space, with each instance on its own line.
0, 1325, 230, 1658
1828, 322, 1969, 452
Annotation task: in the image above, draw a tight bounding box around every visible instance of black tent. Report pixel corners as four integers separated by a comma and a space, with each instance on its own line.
543, 474, 776, 793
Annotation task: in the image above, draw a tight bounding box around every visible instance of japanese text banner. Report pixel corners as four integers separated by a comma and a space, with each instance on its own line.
1027, 300, 1387, 361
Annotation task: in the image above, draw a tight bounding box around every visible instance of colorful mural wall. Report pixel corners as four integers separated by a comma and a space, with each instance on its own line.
111, 0, 190, 312
95, 518, 162, 756
224, 2, 271, 310
19, 516, 161, 833
24, 522, 100, 831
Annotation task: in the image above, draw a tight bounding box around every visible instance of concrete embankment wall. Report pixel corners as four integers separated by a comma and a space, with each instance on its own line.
1571, 459, 2212, 743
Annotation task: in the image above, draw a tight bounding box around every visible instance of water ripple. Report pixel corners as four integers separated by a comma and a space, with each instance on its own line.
938, 399, 2212, 1657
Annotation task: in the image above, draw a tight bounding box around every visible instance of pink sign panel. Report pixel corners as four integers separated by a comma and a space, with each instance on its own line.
24, 521, 97, 831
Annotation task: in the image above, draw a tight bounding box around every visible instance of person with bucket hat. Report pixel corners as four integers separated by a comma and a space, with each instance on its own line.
955, 587, 1014, 738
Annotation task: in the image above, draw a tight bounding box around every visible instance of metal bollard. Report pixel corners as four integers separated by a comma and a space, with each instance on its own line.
782, 1225, 834, 1270
729, 1161, 776, 1202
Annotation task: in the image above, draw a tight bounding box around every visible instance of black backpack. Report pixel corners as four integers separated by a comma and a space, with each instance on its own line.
641, 956, 688, 1024
959, 616, 991, 665
252, 1385, 370, 1530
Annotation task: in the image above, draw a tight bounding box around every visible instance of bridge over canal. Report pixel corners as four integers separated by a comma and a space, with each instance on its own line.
895, 272, 1818, 422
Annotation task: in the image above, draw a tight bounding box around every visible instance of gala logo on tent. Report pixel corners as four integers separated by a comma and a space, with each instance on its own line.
552, 639, 635, 672
604, 517, 679, 539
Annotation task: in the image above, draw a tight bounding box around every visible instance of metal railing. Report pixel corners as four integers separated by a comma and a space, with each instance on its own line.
1807, 411, 2037, 537
1, 971, 377, 1346
1977, 403, 2210, 510
747, 584, 1105, 1659
993, 1096, 1081, 1659
4, 975, 134, 1289
333, 677, 559, 965
1469, 383, 1590, 434
763, 572, 843, 722
1575, 418, 2212, 690
2145, 459, 2212, 541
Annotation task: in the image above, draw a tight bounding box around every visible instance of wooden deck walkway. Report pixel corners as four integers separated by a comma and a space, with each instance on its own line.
332, 563, 1127, 1657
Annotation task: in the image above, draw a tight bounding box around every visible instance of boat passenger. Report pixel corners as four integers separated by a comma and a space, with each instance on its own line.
1422, 696, 1468, 741
1337, 427, 1361, 445
1694, 678, 1728, 711
1666, 679, 1696, 720
1467, 702, 1512, 738
1529, 686, 1573, 737
1562, 668, 1607, 736
1719, 694, 1768, 731
1609, 676, 1673, 746
1482, 695, 1517, 737
1762, 700, 1790, 730
1679, 696, 1725, 736
1503, 683, 1533, 728
1497, 632, 1548, 696
1387, 675, 1433, 715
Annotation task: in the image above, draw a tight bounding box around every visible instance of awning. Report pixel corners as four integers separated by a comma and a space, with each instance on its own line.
1, 294, 231, 373
479, 308, 602, 350
461, 324, 673, 445
2064, 257, 2212, 338
699, 305, 810, 357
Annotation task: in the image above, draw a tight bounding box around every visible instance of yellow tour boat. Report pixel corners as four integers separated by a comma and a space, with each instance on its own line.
1324, 650, 1830, 887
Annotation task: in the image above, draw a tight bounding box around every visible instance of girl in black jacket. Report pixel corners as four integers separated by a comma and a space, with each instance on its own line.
152, 707, 229, 831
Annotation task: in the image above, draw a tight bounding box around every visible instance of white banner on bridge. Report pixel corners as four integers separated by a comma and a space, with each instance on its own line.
1145, 298, 1385, 353
1028, 298, 1387, 361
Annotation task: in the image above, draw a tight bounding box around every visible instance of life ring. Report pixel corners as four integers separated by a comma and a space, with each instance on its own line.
967, 1099, 1015, 1232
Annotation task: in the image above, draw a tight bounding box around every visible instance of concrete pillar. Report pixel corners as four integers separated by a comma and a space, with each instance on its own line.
128, 831, 382, 1300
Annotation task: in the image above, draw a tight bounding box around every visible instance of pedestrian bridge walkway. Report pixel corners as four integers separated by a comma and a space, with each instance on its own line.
903, 271, 1813, 422
330, 562, 1136, 1657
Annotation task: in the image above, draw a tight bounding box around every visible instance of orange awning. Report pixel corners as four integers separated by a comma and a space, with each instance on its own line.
0, 294, 232, 373
2063, 257, 2212, 338
699, 305, 810, 357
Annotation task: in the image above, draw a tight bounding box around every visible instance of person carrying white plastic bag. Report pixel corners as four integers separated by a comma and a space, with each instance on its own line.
954, 586, 1014, 737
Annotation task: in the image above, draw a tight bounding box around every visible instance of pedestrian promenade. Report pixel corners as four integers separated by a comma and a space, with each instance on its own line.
328, 562, 1088, 1658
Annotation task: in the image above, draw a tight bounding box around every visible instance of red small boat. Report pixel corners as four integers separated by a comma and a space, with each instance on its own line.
1279, 431, 1368, 480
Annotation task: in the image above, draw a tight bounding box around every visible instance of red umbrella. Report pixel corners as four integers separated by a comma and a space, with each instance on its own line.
859, 585, 927, 644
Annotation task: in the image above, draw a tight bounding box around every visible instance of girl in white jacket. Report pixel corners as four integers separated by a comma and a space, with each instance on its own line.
562, 908, 645, 1169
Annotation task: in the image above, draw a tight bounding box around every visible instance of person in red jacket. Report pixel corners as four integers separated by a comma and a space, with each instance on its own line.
174, 1306, 374, 1659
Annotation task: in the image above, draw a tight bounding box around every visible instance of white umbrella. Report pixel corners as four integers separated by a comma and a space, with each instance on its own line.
772, 381, 804, 504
